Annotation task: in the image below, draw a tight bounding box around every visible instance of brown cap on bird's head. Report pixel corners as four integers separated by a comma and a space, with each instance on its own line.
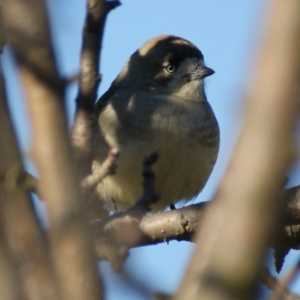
138, 35, 203, 62
115, 35, 212, 89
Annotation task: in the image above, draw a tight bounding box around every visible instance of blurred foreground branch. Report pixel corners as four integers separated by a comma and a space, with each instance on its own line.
0, 49, 59, 299
2, 0, 103, 299
1, 0, 300, 299
174, 0, 300, 299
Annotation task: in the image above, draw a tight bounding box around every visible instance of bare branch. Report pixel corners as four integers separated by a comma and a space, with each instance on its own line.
0, 243, 21, 300
91, 202, 204, 256
284, 186, 300, 224
0, 48, 59, 298
269, 262, 300, 300
174, 1, 300, 299
260, 268, 300, 300
76, 0, 121, 110
81, 148, 119, 190
2, 0, 103, 299
71, 0, 121, 180
0, 5, 6, 53
89, 184, 300, 254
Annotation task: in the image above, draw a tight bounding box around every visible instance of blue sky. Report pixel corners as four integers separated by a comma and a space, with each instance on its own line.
2, 0, 300, 299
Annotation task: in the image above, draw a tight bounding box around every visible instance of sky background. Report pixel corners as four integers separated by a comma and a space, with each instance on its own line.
2, 0, 300, 299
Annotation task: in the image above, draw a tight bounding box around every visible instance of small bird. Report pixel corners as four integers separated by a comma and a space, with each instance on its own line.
94, 35, 219, 211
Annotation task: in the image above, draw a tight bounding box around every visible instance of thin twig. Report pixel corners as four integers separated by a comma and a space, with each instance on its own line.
260, 267, 300, 300
269, 262, 300, 300
81, 148, 119, 190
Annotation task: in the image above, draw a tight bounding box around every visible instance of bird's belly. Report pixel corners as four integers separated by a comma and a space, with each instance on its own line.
97, 136, 217, 211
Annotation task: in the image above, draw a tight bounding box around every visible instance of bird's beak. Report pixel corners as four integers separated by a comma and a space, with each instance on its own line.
199, 66, 215, 79
189, 66, 215, 81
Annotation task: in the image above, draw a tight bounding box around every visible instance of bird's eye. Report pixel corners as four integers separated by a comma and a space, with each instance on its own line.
165, 65, 176, 73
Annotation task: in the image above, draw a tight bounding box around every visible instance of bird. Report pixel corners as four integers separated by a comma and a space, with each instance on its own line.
93, 35, 219, 212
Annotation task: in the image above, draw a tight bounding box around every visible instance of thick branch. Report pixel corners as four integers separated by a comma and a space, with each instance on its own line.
175, 1, 300, 298
92, 185, 300, 252
0, 48, 59, 298
2, 1, 103, 299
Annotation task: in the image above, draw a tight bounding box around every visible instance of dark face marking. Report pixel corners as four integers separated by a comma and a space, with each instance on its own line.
131, 36, 204, 88
146, 36, 203, 72
102, 35, 206, 94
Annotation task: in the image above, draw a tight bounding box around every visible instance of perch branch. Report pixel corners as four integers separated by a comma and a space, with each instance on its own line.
91, 185, 300, 252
